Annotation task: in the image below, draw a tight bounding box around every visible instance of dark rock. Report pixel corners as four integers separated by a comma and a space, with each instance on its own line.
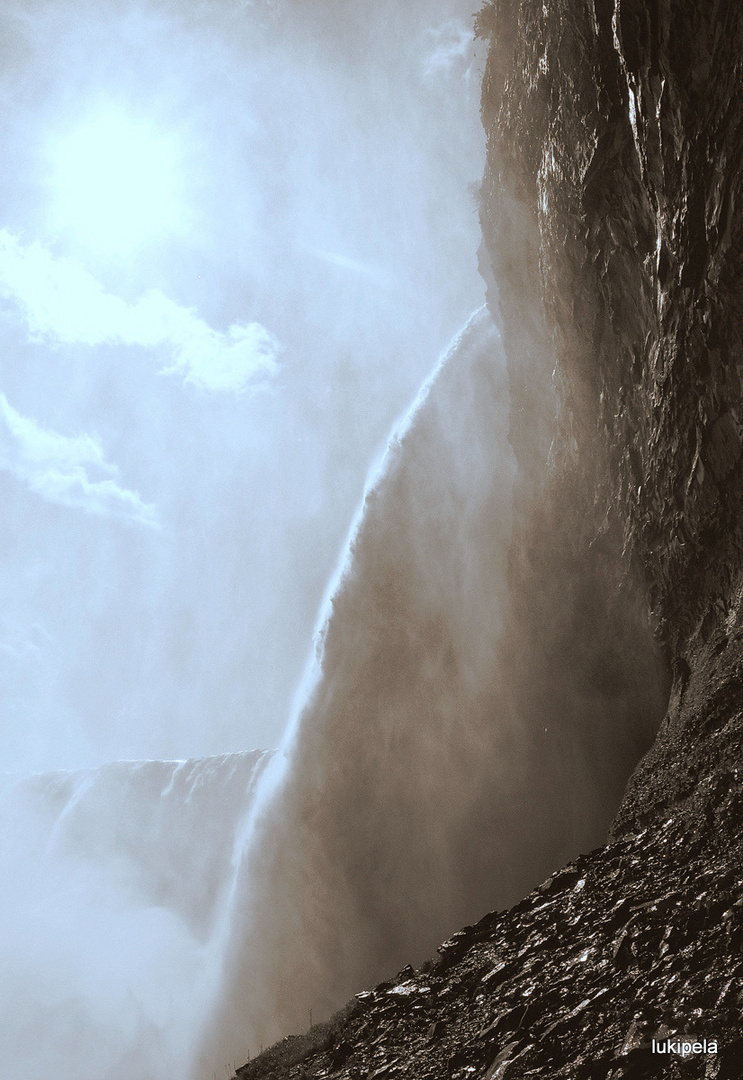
482, 1040, 522, 1078
426, 1019, 446, 1041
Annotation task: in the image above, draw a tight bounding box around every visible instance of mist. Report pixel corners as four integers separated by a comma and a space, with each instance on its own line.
0, 751, 271, 1080
0, 0, 493, 1076
0, 0, 486, 771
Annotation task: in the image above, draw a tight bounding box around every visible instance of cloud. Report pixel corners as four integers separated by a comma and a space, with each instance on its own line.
0, 393, 159, 527
0, 231, 281, 394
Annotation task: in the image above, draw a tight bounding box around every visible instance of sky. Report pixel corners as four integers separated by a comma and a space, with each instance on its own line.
0, 0, 488, 772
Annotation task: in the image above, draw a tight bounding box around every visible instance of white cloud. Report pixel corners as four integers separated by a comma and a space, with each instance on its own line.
0, 394, 158, 527
0, 230, 281, 394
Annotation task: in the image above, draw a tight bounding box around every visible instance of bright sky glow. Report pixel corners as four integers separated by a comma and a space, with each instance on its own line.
0, 0, 488, 775
47, 107, 188, 256
0, 3, 489, 1076
0, 230, 281, 393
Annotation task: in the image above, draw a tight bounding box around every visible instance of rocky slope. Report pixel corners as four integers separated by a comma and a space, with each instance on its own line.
233, 805, 743, 1080
227, 0, 743, 1075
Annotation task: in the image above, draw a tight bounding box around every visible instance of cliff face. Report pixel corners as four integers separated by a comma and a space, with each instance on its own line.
479, 0, 743, 835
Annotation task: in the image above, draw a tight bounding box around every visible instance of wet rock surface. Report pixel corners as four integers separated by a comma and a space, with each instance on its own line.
475, 0, 743, 884
476, 0, 743, 832
479, 0, 743, 653
235, 809, 743, 1079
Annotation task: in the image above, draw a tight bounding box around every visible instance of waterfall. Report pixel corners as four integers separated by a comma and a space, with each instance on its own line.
193, 307, 520, 1074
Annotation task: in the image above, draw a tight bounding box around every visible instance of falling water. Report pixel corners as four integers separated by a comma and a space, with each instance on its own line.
192, 293, 668, 1077
192, 306, 521, 1074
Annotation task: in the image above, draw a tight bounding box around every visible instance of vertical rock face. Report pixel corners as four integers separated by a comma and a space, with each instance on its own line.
478, 0, 743, 834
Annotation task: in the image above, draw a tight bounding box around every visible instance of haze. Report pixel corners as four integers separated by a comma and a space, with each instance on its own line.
0, 0, 486, 772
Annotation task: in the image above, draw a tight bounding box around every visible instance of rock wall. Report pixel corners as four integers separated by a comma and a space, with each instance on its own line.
478, 0, 743, 835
